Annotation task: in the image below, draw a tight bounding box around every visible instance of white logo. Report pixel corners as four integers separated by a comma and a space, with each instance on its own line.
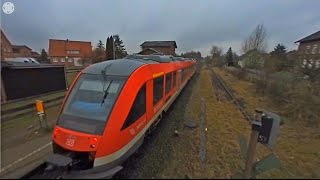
2, 2, 14, 14
66, 138, 75, 146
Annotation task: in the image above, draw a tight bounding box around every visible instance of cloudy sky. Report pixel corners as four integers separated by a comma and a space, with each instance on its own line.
1, 0, 319, 56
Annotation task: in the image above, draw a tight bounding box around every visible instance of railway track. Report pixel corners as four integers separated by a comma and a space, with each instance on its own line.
209, 68, 252, 123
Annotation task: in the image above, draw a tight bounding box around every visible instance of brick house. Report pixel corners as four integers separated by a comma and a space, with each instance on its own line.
1, 30, 39, 60
31, 51, 41, 59
295, 30, 320, 68
1, 30, 14, 60
12, 45, 32, 57
139, 41, 177, 56
48, 39, 92, 68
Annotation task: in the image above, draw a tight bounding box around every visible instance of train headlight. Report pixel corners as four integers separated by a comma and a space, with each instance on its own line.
90, 137, 98, 144
89, 137, 98, 149
53, 128, 60, 138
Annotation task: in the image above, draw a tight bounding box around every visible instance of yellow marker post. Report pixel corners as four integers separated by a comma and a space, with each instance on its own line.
36, 100, 45, 114
35, 100, 48, 130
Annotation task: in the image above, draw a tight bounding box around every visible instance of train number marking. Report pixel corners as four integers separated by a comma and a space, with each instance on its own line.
66, 138, 75, 146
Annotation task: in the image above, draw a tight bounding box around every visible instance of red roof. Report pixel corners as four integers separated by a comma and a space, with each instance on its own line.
1, 29, 12, 46
12, 45, 32, 50
48, 39, 92, 57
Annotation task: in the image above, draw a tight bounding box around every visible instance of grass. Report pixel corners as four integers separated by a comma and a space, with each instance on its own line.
66, 72, 79, 87
1, 105, 61, 133
1, 92, 65, 111
157, 67, 267, 178
197, 69, 252, 178
215, 67, 320, 178
1, 105, 61, 150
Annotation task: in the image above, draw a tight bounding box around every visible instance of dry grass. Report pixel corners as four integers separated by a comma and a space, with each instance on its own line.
159, 67, 256, 178
215, 67, 320, 178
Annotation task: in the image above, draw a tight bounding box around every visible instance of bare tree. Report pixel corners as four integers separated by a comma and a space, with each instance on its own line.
210, 45, 222, 58
208, 45, 223, 67
241, 24, 268, 53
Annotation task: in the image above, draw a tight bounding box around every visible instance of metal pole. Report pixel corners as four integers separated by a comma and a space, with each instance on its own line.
244, 110, 262, 179
113, 37, 115, 59
244, 126, 259, 178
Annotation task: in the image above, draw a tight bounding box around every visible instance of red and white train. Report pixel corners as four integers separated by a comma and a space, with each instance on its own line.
49, 55, 197, 178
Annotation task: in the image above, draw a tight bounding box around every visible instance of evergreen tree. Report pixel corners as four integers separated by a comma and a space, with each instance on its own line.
40, 49, 49, 63
113, 35, 128, 59
271, 43, 287, 55
226, 47, 234, 66
267, 43, 290, 72
97, 40, 105, 50
92, 40, 105, 63
105, 37, 112, 60
105, 35, 127, 60
105, 36, 115, 60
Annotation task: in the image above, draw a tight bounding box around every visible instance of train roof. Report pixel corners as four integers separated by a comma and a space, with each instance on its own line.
83, 55, 195, 76
125, 54, 173, 63
83, 59, 146, 76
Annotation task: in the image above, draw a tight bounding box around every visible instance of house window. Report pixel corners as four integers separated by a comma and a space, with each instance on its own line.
153, 75, 164, 105
312, 44, 317, 54
121, 84, 146, 130
67, 50, 80, 54
61, 58, 65, 62
306, 45, 310, 54
53, 58, 58, 63
68, 58, 73, 62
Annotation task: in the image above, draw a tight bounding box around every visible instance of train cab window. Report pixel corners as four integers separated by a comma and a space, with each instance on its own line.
58, 74, 127, 135
172, 71, 176, 87
153, 75, 164, 105
122, 84, 146, 130
165, 72, 172, 94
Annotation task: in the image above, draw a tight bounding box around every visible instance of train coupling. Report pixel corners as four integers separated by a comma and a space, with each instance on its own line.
46, 154, 73, 169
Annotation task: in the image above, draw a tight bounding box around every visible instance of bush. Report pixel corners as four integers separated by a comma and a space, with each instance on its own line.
265, 72, 296, 101
284, 81, 320, 124
263, 72, 319, 124
255, 74, 268, 95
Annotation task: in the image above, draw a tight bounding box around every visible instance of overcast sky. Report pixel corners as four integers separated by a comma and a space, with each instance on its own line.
1, 0, 320, 56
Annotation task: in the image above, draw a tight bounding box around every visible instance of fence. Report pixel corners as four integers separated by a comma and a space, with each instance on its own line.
1, 67, 83, 121
1, 62, 67, 102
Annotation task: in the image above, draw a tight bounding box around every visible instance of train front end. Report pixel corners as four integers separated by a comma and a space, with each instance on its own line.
48, 67, 128, 178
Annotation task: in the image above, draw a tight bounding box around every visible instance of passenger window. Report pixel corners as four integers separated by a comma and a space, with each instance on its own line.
121, 84, 146, 130
153, 76, 164, 105
165, 72, 172, 94
172, 71, 176, 87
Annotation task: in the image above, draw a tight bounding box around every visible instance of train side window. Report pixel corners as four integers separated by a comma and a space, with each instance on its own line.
153, 76, 164, 105
172, 71, 176, 87
165, 72, 172, 94
121, 84, 146, 130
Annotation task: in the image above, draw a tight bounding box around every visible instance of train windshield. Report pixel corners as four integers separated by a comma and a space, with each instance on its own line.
57, 74, 127, 135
